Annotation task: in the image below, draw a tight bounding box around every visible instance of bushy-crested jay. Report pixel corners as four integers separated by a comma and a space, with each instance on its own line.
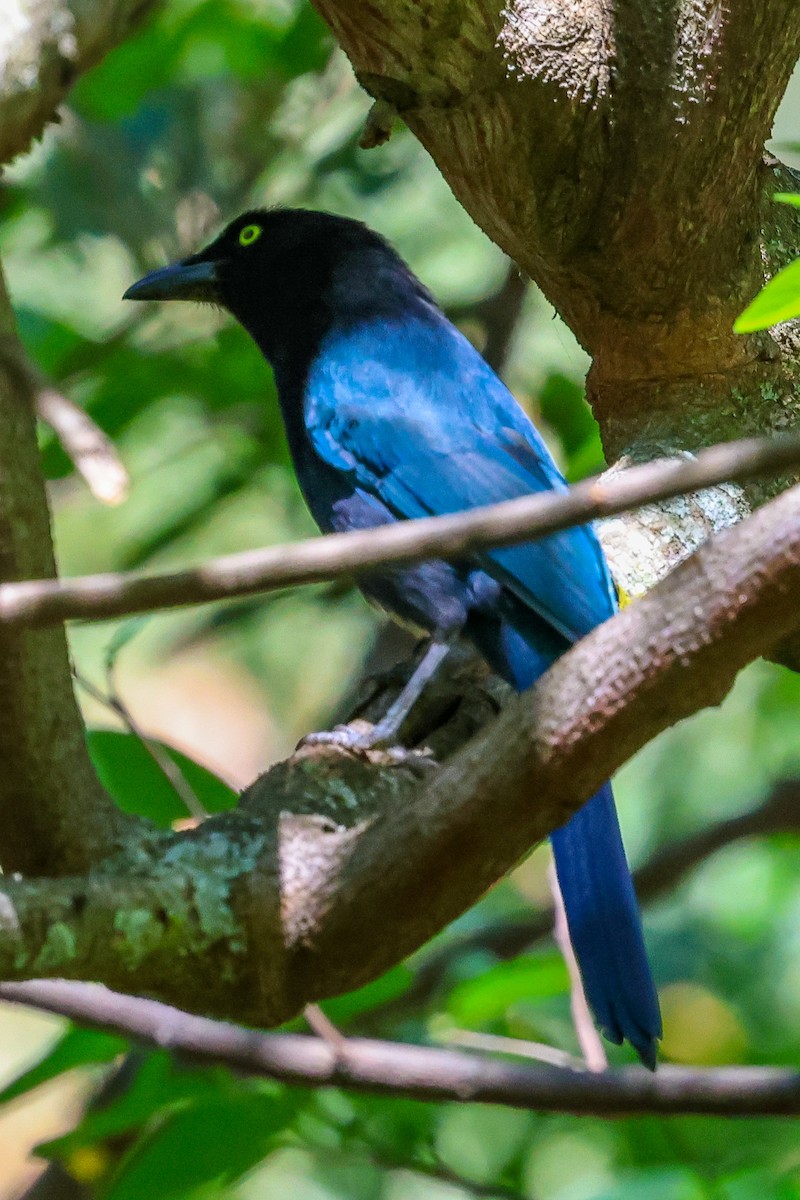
125, 209, 662, 1067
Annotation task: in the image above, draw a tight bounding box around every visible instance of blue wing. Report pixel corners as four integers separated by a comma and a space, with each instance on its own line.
305, 308, 660, 1067
306, 312, 615, 643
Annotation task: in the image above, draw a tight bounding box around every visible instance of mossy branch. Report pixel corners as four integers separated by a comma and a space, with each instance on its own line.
0, 483, 797, 1023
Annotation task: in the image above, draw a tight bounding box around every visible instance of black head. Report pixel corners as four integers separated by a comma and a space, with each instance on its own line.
124, 208, 435, 364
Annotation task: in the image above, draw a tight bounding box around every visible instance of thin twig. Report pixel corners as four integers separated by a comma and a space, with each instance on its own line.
480, 264, 528, 375
549, 863, 608, 1072
36, 385, 129, 506
1, 981, 800, 1117
451, 259, 528, 375
74, 671, 207, 821
304, 1003, 349, 1054
104, 639, 208, 822
0, 433, 799, 628
432, 1025, 584, 1071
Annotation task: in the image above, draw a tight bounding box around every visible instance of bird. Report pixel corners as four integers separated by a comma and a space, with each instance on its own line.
125, 208, 662, 1067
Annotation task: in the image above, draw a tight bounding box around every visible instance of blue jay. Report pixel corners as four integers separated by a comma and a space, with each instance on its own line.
125, 209, 662, 1066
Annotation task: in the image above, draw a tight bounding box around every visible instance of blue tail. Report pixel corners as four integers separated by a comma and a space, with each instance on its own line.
471, 615, 661, 1067
551, 782, 662, 1068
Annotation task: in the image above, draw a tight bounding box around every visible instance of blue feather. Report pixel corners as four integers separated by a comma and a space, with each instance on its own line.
551, 785, 662, 1069
473, 610, 662, 1068
306, 314, 615, 640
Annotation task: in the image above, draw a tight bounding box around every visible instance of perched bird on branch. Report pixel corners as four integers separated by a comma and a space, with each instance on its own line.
125, 209, 662, 1067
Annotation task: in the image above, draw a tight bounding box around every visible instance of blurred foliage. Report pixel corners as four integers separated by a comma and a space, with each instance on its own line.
1, 3, 800, 1199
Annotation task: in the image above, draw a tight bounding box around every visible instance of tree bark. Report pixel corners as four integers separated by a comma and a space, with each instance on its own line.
0, 481, 797, 1021
0, 271, 134, 874
313, 0, 800, 601
0, 1, 162, 873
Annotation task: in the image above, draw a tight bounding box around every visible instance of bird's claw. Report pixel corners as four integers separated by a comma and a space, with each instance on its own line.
299, 720, 436, 771
301, 719, 384, 752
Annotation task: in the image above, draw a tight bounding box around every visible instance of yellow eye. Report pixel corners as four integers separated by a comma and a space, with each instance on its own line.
238, 223, 262, 247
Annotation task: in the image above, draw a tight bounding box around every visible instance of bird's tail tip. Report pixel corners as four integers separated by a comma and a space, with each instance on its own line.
613, 1026, 660, 1071
637, 1037, 660, 1072
551, 783, 662, 1071
599, 1007, 661, 1070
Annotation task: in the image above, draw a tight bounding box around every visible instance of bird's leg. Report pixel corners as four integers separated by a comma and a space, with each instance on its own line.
303, 638, 451, 754
363, 638, 451, 746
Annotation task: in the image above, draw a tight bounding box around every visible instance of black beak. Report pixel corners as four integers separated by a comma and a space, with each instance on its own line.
123, 259, 219, 303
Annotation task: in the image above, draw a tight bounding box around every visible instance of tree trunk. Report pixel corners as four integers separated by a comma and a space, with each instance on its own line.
313, 0, 800, 603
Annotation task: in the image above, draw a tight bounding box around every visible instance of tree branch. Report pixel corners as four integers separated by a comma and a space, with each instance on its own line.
0, 265, 135, 875
283, 480, 800, 1000
314, 0, 800, 361
314, 0, 800, 643
604, 1, 800, 317
449, 260, 528, 375
1, 433, 799, 629
0, 0, 162, 165
36, 384, 129, 506
394, 778, 800, 1012
3, 981, 800, 1118
0, 0, 155, 876
0, 484, 797, 1022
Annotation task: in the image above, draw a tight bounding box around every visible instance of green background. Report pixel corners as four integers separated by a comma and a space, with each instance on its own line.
1, 2, 800, 1196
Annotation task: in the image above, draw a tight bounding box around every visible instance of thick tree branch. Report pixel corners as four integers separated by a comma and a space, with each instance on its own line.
0, 266, 135, 875
1, 433, 799, 629
283, 481, 800, 1001
603, 2, 800, 327
316, 0, 800, 364
317, 0, 800, 646
0, 485, 796, 1022
0, 0, 162, 165
394, 779, 800, 1012
2, 981, 800, 1118
0, 0, 156, 876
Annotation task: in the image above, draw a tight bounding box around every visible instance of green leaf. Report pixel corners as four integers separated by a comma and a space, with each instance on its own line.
101, 1090, 298, 1200
16, 309, 86, 376
773, 192, 800, 208
566, 434, 607, 482
594, 1167, 707, 1200
318, 964, 414, 1024
347, 1094, 437, 1160
87, 730, 237, 826
41, 1052, 232, 1154
0, 1027, 127, 1105
446, 953, 569, 1028
538, 373, 595, 457
537, 372, 604, 481
436, 1104, 533, 1184
733, 257, 800, 333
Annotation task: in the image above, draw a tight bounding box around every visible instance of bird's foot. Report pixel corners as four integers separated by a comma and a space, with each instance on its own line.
300, 720, 435, 771
302, 718, 384, 753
